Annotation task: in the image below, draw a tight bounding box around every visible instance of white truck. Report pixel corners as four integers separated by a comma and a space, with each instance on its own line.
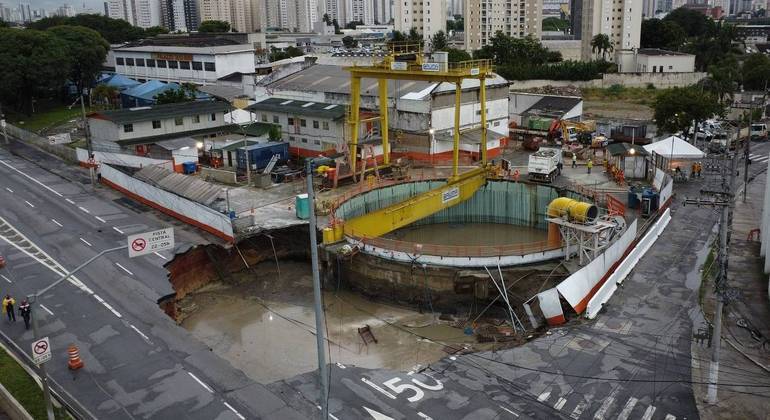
528, 147, 563, 183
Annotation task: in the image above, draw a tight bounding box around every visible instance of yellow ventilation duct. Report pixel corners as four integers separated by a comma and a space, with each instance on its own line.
547, 197, 598, 223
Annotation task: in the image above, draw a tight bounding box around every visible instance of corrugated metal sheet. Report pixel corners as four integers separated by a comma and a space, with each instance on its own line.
135, 165, 222, 206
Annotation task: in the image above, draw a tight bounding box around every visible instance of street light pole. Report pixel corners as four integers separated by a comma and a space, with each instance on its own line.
27, 245, 127, 420
80, 92, 96, 188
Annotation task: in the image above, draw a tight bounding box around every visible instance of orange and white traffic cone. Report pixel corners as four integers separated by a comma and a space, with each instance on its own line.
67, 344, 84, 370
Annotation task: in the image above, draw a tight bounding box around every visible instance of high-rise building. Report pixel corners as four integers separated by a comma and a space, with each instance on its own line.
107, 0, 135, 24
199, 0, 232, 24
395, 0, 446, 41
580, 0, 641, 61
19, 3, 32, 22
134, 0, 162, 27
463, 0, 542, 52
348, 0, 373, 24
372, 0, 392, 24
230, 0, 253, 31
450, 0, 462, 15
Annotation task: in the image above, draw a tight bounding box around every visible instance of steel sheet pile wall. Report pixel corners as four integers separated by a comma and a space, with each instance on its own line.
100, 164, 234, 242
334, 181, 445, 221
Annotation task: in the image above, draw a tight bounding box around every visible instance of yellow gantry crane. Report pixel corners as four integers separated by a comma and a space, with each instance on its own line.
338, 44, 496, 239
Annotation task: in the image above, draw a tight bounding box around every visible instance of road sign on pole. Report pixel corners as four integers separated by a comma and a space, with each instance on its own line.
127, 228, 174, 258
31, 337, 51, 365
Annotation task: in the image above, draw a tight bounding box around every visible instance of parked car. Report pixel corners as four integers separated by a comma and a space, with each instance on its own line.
751, 123, 768, 140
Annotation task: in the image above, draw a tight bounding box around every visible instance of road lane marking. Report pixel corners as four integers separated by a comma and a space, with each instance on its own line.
65, 199, 75, 204
93, 294, 104, 303
336, 362, 346, 369
100, 301, 122, 318
641, 406, 656, 420
1, 275, 11, 283
24, 200, 34, 208
78, 206, 90, 214
39, 304, 54, 316
554, 397, 567, 411
129, 325, 150, 342
115, 262, 133, 276
498, 405, 519, 417
593, 390, 617, 420
417, 413, 432, 420
570, 401, 587, 419
187, 372, 213, 393
95, 216, 106, 223
0, 160, 63, 197
51, 219, 62, 227
361, 378, 397, 399
5, 187, 12, 193
153, 251, 167, 260
537, 391, 550, 402
113, 226, 124, 234
79, 238, 92, 247
664, 415, 676, 420
223, 402, 246, 420
315, 405, 340, 420
617, 397, 638, 420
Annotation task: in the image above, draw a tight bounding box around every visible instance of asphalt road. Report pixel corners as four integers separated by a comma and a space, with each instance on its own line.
0, 142, 304, 420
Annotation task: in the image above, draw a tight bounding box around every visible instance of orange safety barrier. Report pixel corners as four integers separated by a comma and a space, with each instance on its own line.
68, 344, 84, 370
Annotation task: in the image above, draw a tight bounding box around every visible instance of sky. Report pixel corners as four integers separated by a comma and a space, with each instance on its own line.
30, 0, 105, 13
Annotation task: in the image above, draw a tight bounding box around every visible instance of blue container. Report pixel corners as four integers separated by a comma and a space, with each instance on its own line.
182, 161, 197, 174
642, 188, 659, 212
296, 193, 309, 220
236, 142, 289, 171
627, 186, 640, 209
229, 210, 236, 219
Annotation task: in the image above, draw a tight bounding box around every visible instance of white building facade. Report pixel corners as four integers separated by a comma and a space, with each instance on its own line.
463, 0, 543, 52
580, 0, 641, 61
394, 0, 446, 40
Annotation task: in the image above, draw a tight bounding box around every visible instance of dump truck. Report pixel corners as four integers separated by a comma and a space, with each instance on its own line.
528, 147, 562, 183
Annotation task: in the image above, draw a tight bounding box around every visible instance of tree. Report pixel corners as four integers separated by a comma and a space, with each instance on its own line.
542, 17, 569, 32
342, 35, 357, 48
269, 45, 304, 61
0, 29, 71, 114
446, 48, 471, 62
154, 84, 198, 104
47, 26, 109, 92
322, 13, 332, 25
345, 20, 364, 29
431, 30, 448, 51
144, 26, 169, 37
0, 19, 8, 28
705, 55, 740, 104
590, 34, 613, 61
653, 86, 723, 138
28, 14, 144, 43
91, 84, 119, 109
742, 53, 770, 90
268, 124, 282, 141
640, 19, 686, 50
332, 19, 341, 34
473, 32, 556, 66
391, 30, 407, 42
199, 20, 231, 33
408, 27, 422, 44
663, 7, 713, 38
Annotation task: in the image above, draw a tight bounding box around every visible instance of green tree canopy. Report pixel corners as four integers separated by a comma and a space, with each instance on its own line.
322, 13, 332, 24
663, 7, 714, 38
391, 30, 407, 42
144, 26, 169, 37
0, 29, 71, 114
742, 53, 770, 90
542, 17, 570, 31
431, 30, 448, 51
198, 20, 231, 33
29, 14, 144, 43
154, 84, 198, 104
640, 19, 686, 50
342, 35, 357, 48
408, 27, 422, 44
345, 20, 364, 29
446, 48, 471, 62
47, 25, 109, 91
473, 32, 557, 66
653, 86, 722, 137
590, 33, 613, 60
269, 45, 304, 61
332, 19, 341, 34
705, 55, 740, 104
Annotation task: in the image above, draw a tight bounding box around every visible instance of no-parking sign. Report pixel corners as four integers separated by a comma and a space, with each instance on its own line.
31, 336, 51, 365
127, 228, 174, 258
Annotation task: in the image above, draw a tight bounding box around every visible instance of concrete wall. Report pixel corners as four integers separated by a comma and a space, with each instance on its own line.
200, 167, 238, 184
508, 72, 707, 90
636, 54, 695, 73
4, 123, 77, 162
76, 147, 173, 170
542, 39, 582, 61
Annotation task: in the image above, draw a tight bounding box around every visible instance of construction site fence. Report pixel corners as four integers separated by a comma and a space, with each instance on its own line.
4, 123, 78, 162
351, 235, 559, 258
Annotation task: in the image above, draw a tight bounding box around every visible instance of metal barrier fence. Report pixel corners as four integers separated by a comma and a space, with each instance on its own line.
5, 124, 78, 162
351, 234, 559, 257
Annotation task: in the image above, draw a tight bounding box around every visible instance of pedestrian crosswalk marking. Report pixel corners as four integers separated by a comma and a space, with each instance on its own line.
554, 397, 567, 410
537, 391, 550, 402
641, 405, 656, 420
664, 415, 676, 420
617, 397, 638, 420
592, 389, 617, 420
570, 401, 587, 419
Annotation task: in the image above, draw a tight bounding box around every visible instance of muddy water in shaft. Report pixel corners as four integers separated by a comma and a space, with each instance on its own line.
181, 260, 477, 384
384, 223, 547, 246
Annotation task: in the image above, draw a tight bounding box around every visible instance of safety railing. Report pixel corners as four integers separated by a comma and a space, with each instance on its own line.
350, 233, 560, 258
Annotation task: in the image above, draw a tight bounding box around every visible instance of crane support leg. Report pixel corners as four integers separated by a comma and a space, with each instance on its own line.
349, 76, 361, 180
379, 78, 390, 165
480, 76, 487, 165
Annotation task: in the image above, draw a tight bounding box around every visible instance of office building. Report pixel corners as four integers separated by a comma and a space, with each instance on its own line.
464, 0, 542, 52
394, 0, 446, 41
580, 0, 641, 61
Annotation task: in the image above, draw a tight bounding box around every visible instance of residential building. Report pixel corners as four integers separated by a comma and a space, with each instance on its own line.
464, 0, 543, 51
199, 0, 233, 24
113, 44, 256, 84
106, 0, 135, 24
373, 0, 392, 24
395, 0, 447, 41
134, 0, 162, 27
55, 4, 76, 16
450, 0, 463, 15
247, 97, 347, 156
580, 0, 641, 61
348, 0, 374, 25
615, 48, 695, 73
19, 3, 31, 22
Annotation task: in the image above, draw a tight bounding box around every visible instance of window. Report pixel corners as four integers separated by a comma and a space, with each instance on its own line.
146, 59, 155, 67
210, 113, 216, 121
135, 58, 145, 67
156, 59, 167, 68
494, 121, 500, 126
193, 115, 200, 124
288, 117, 295, 125
313, 120, 319, 129
168, 61, 178, 69
322, 121, 329, 130
123, 123, 133, 133
289, 136, 296, 142
116, 57, 125, 65
204, 62, 216, 71
152, 120, 161, 129
261, 114, 268, 122
175, 117, 184, 126
300, 119, 307, 127
180, 61, 191, 70
313, 139, 321, 145
273, 115, 279, 123
301, 138, 308, 143
668, 65, 673, 70
125, 57, 134, 66
192, 61, 202, 70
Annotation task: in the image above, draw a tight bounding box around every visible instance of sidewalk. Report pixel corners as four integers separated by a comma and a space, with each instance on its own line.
693, 165, 770, 419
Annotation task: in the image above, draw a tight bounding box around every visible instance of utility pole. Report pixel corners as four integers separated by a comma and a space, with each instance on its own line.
1, 117, 7, 146
744, 108, 751, 202
80, 92, 96, 188
305, 160, 329, 419
684, 148, 737, 405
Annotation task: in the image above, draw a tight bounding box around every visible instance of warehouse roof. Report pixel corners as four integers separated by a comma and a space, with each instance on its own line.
637, 48, 692, 57
524, 96, 582, 117
89, 101, 232, 124
115, 125, 239, 146
247, 97, 346, 120
114, 44, 254, 55
607, 142, 649, 157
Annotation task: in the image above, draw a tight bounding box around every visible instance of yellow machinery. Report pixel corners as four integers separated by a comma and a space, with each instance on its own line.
547, 197, 598, 223
335, 44, 495, 239
559, 120, 596, 143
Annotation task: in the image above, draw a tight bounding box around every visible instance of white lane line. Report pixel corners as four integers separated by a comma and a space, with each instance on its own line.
664, 415, 676, 420
187, 372, 214, 393
153, 251, 167, 260
100, 301, 122, 318
5, 187, 12, 193
1, 275, 11, 284
65, 198, 75, 204
223, 402, 246, 420
593, 390, 617, 420
115, 262, 133, 276
315, 405, 341, 420
361, 378, 397, 399
51, 219, 63, 227
336, 362, 346, 369
617, 397, 638, 420
537, 391, 550, 402
24, 200, 34, 208
79, 238, 92, 247
570, 401, 588, 419
417, 413, 433, 420
0, 160, 63, 197
95, 216, 106, 223
554, 397, 567, 411
129, 325, 150, 342
113, 226, 124, 234
641, 406, 657, 420
498, 405, 520, 417
78, 206, 90, 214
93, 294, 105, 303
39, 304, 54, 316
